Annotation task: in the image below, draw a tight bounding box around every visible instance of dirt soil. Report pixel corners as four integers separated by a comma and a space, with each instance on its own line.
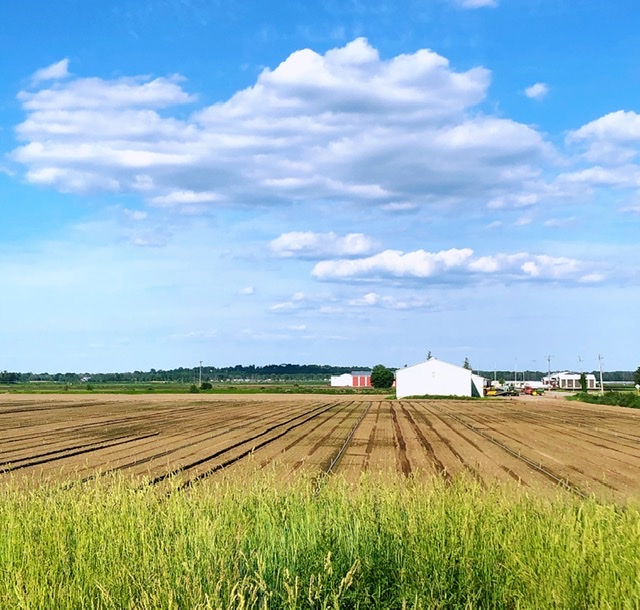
1, 393, 638, 501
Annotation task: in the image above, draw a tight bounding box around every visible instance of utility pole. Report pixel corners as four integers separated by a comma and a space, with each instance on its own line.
546, 355, 552, 387
578, 356, 583, 373
598, 354, 604, 396
199, 360, 203, 388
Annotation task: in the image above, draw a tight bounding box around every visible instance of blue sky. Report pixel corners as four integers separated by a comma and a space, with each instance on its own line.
1, 0, 639, 373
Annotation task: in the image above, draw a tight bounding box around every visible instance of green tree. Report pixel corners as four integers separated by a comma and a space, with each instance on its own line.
463, 357, 471, 370
370, 364, 395, 389
580, 372, 588, 393
634, 366, 640, 386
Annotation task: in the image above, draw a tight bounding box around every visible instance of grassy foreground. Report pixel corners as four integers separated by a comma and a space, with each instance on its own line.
1, 473, 639, 609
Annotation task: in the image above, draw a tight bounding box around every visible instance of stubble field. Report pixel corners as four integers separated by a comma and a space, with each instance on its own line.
2, 392, 639, 501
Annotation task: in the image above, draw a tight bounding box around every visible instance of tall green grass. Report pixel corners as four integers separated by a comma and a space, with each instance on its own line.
573, 391, 640, 409
1, 472, 639, 609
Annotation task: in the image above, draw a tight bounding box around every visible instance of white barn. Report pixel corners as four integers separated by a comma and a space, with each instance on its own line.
395, 358, 485, 399
330, 373, 353, 387
330, 371, 372, 388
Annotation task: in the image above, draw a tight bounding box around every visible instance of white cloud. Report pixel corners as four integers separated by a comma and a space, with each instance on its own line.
515, 216, 533, 226
569, 110, 640, 145
269, 231, 377, 259
380, 202, 419, 212
13, 39, 552, 211
240, 286, 255, 295
124, 209, 148, 221
167, 330, 218, 341
348, 292, 435, 310
269, 291, 307, 311
312, 248, 474, 279
567, 111, 640, 164
544, 217, 576, 227
312, 247, 601, 284
487, 191, 544, 210
270, 301, 296, 311
288, 324, 307, 331
556, 165, 640, 188
524, 83, 549, 100
31, 59, 70, 84
455, 0, 498, 8
151, 190, 221, 206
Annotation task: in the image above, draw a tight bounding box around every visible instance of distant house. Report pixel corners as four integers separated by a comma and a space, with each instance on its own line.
542, 371, 597, 390
330, 371, 372, 388
395, 358, 485, 399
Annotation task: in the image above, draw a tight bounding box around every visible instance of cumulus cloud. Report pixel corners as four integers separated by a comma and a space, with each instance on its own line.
269, 231, 377, 259
524, 83, 549, 100
348, 292, 436, 310
312, 247, 601, 284
543, 217, 577, 227
455, 0, 498, 8
619, 204, 640, 214
31, 59, 70, 84
151, 190, 221, 206
567, 110, 640, 164
13, 40, 551, 208
312, 248, 474, 279
270, 291, 308, 311
515, 216, 533, 226
555, 165, 640, 189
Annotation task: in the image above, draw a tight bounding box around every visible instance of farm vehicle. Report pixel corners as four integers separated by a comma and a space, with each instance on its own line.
522, 385, 544, 396
484, 384, 519, 397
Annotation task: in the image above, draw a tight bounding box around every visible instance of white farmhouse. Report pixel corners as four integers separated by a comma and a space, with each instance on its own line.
542, 371, 597, 390
395, 358, 485, 399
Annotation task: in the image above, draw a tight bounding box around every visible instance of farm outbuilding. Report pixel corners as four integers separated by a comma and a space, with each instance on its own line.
542, 371, 598, 390
330, 371, 372, 388
395, 358, 485, 399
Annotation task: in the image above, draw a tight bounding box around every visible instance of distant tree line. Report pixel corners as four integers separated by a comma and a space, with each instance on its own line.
473, 370, 638, 383
1, 366, 638, 385
1, 364, 368, 384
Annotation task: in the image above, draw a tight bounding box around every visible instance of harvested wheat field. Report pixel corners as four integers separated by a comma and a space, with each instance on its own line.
1, 393, 639, 501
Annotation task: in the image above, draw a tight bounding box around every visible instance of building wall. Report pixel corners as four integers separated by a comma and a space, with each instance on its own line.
330, 373, 372, 387
353, 375, 371, 388
562, 375, 597, 389
471, 374, 484, 397
330, 373, 353, 387
396, 359, 474, 398
543, 372, 598, 389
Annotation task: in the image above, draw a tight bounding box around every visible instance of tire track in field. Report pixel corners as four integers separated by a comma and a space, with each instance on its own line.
154, 401, 341, 488
325, 401, 371, 476
467, 410, 640, 488
414, 401, 552, 488
427, 402, 588, 498
390, 404, 411, 476
362, 403, 382, 471
405, 402, 479, 485
288, 401, 360, 471
399, 403, 451, 481
1, 400, 309, 479
0, 433, 159, 473
87, 402, 302, 477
